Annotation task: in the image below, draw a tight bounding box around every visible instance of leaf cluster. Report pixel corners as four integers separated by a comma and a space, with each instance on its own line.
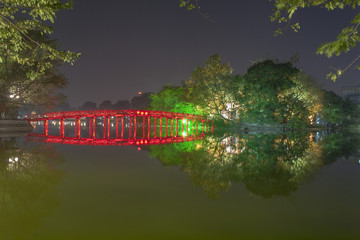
270, 0, 360, 80
179, 0, 198, 10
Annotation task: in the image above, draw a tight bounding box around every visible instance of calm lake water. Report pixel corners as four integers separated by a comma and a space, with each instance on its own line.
1, 127, 360, 239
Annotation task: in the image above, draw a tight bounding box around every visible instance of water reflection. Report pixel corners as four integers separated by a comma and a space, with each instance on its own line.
22, 128, 360, 201
0, 138, 64, 240
7, 130, 360, 239
149, 131, 360, 199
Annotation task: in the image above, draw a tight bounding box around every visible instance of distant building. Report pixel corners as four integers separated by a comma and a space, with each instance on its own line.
342, 85, 360, 96
131, 92, 153, 109
342, 85, 360, 104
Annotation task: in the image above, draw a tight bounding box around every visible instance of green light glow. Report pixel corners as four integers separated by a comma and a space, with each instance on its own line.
182, 131, 187, 137
182, 119, 187, 124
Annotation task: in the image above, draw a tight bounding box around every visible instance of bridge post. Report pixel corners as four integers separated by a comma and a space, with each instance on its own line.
76, 117, 81, 138
121, 116, 124, 139
79, 118, 81, 138
92, 117, 96, 139
176, 118, 179, 136
134, 116, 137, 139
116, 116, 119, 139
165, 118, 168, 137
107, 116, 110, 139
182, 118, 184, 136
147, 116, 150, 139
159, 116, 162, 139
60, 117, 65, 137
154, 117, 157, 138
102, 117, 106, 139
143, 116, 146, 138
129, 116, 132, 139
171, 118, 173, 137
44, 119, 48, 136
89, 117, 92, 138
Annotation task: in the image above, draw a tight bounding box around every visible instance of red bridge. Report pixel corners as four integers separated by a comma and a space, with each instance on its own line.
26, 110, 212, 146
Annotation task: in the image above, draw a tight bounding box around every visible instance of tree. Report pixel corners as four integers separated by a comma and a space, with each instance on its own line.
1, 31, 69, 118
179, 0, 360, 80
320, 90, 359, 127
131, 92, 153, 109
112, 100, 131, 109
79, 101, 96, 111
99, 100, 112, 110
239, 60, 298, 124
185, 55, 237, 121
148, 85, 201, 114
0, 0, 79, 118
278, 72, 323, 127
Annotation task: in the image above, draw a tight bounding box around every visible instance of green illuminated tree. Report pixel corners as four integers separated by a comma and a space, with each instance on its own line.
148, 85, 202, 115
0, 0, 79, 118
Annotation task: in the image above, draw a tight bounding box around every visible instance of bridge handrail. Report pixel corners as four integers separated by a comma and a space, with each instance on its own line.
25, 109, 208, 121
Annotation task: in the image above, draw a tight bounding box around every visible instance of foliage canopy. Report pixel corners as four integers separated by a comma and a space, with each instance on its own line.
149, 55, 358, 128
0, 0, 79, 118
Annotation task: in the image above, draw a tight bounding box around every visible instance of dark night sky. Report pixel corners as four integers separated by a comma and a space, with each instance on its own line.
53, 0, 360, 107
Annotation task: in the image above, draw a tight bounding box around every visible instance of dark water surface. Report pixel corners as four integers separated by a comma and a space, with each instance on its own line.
1, 130, 360, 240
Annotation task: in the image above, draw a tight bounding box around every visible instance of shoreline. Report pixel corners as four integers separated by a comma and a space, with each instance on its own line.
0, 120, 33, 137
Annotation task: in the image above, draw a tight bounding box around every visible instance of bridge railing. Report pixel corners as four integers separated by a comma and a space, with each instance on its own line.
25, 109, 208, 121
25, 109, 213, 142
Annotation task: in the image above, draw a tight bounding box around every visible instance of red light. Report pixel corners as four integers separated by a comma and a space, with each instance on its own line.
137, 147, 141, 151
27, 109, 208, 146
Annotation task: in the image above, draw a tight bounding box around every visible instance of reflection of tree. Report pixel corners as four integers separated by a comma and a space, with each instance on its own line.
150, 136, 241, 199
149, 131, 360, 199
320, 131, 360, 165
237, 133, 321, 198
0, 138, 64, 240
